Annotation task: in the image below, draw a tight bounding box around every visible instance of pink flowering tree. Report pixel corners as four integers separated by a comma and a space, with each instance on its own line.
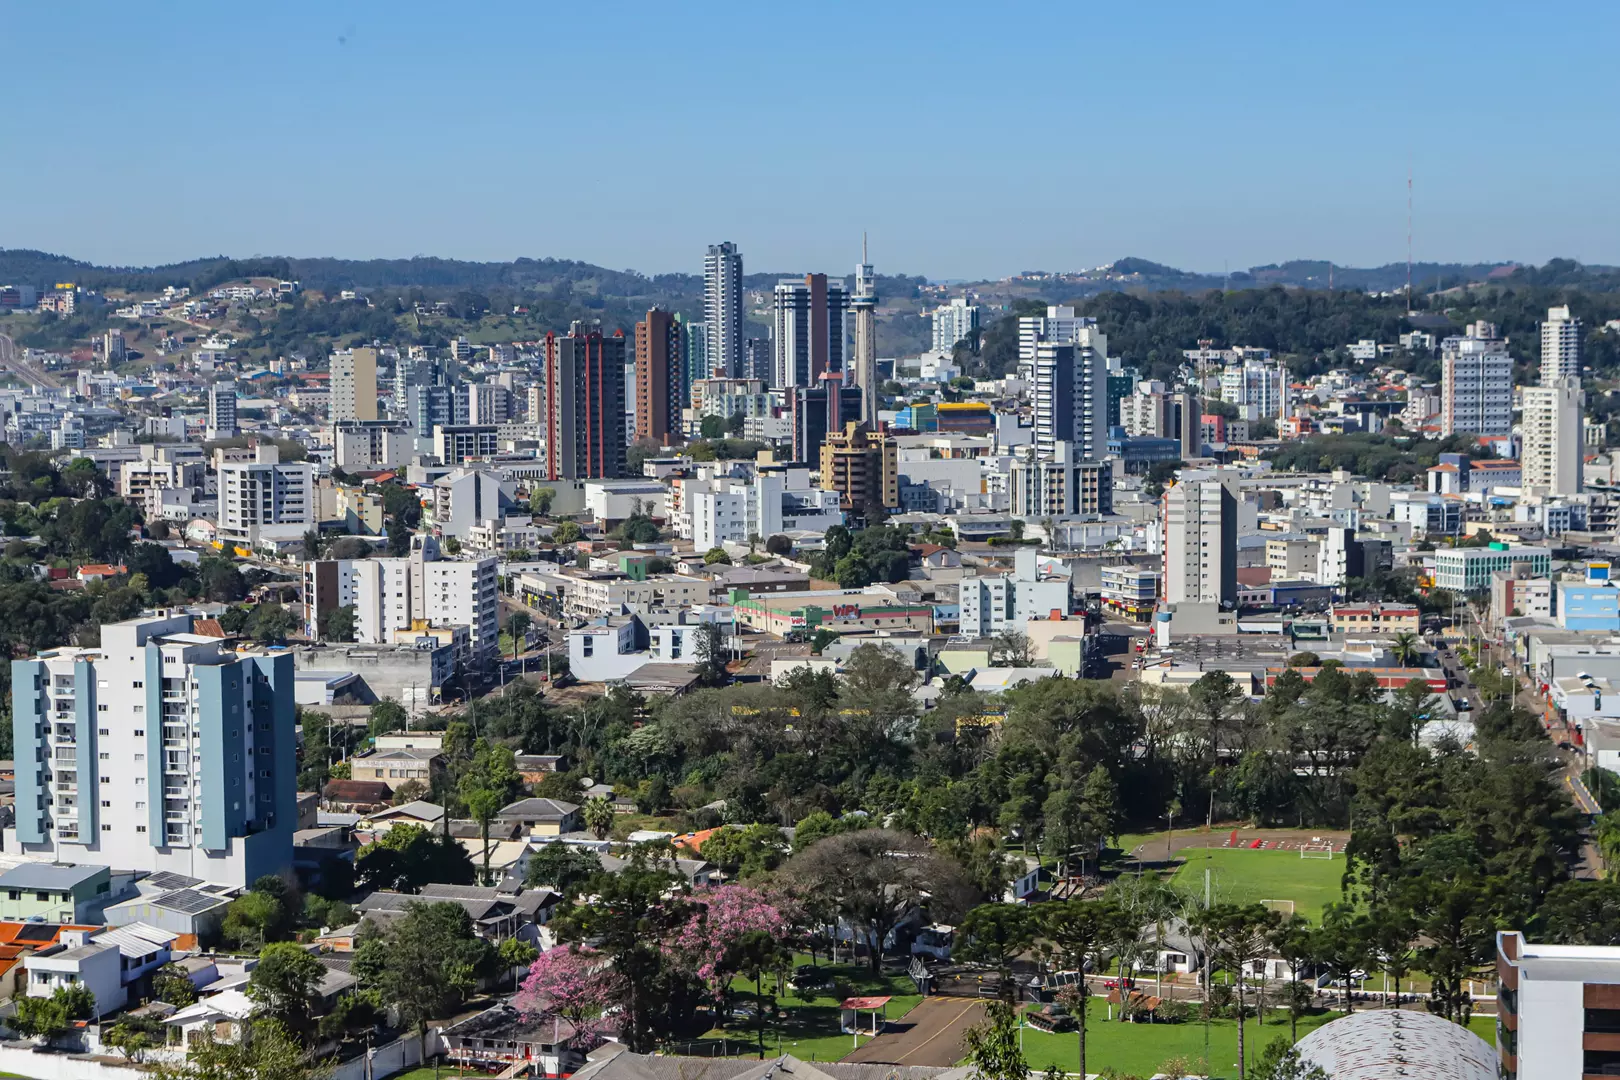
515, 945, 622, 1046
670, 884, 794, 1000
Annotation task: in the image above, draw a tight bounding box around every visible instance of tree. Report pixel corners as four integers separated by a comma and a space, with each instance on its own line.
1390, 631, 1420, 668
104, 1013, 165, 1061
248, 942, 326, 1037
525, 845, 603, 896
248, 602, 296, 644
303, 529, 323, 561
783, 829, 974, 972
583, 795, 616, 840
460, 740, 524, 880
366, 902, 497, 1039
833, 552, 871, 588
507, 612, 533, 656
704, 546, 732, 565
963, 1000, 1028, 1080
530, 488, 556, 517
153, 961, 200, 1005
765, 534, 793, 557
515, 946, 620, 1048
320, 604, 357, 643
552, 520, 583, 544
990, 629, 1033, 667
356, 823, 476, 893
223, 887, 291, 951
730, 929, 789, 1057
12, 994, 69, 1041
956, 903, 1037, 1000
53, 981, 96, 1021
1196, 904, 1282, 1078
368, 699, 408, 738
499, 936, 540, 992
693, 621, 729, 687
1251, 1037, 1330, 1080
700, 823, 788, 879
148, 1019, 321, 1080
387, 518, 413, 557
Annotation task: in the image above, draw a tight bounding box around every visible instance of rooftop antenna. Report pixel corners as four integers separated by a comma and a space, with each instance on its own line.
1406, 163, 1414, 315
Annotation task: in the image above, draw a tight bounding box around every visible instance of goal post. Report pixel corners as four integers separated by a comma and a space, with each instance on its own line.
1301, 839, 1335, 860
1261, 899, 1296, 917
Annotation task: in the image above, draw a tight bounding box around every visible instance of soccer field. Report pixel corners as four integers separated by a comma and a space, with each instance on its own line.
1169, 847, 1344, 920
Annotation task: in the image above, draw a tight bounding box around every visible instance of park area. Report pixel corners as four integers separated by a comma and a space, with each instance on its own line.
1169, 846, 1346, 920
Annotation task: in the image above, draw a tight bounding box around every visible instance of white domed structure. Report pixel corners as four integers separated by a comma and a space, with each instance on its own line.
1294, 1009, 1497, 1080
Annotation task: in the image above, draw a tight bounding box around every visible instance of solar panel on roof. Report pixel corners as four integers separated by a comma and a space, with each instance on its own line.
145, 871, 202, 891
156, 889, 226, 915
13, 924, 57, 942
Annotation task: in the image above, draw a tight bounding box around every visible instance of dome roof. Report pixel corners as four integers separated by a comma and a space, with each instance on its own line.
1295, 1009, 1496, 1080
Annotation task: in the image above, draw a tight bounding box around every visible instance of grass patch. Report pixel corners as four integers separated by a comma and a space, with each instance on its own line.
1169, 848, 1344, 920
695, 954, 923, 1062
1020, 1000, 1494, 1078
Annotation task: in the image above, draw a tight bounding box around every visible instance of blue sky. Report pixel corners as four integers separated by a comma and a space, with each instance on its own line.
4, 2, 1617, 280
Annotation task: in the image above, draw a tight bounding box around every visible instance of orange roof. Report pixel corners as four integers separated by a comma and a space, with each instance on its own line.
192, 619, 227, 638
672, 827, 725, 855
77, 563, 125, 577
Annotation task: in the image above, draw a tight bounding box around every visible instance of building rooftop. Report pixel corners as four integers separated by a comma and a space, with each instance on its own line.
1295, 1008, 1496, 1080
0, 863, 106, 891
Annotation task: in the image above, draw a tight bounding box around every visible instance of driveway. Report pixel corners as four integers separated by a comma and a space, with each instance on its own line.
843, 997, 985, 1067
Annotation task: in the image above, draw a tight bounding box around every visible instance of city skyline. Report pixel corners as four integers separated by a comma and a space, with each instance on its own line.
6, 3, 1620, 278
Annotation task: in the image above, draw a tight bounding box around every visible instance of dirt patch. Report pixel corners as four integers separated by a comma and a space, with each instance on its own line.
843, 997, 985, 1066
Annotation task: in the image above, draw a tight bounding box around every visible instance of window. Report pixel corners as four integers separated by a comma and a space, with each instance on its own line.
136, 825, 146, 833
101, 801, 110, 808
34, 892, 48, 902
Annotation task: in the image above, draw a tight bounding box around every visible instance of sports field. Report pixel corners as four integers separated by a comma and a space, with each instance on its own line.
1169, 847, 1344, 920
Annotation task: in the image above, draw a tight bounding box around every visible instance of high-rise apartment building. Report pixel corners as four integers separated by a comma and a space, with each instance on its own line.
704, 242, 744, 379
742, 337, 772, 384
217, 443, 314, 547
395, 355, 447, 432
1018, 306, 1092, 383
305, 535, 499, 660
790, 384, 857, 465
772, 274, 849, 389
932, 298, 981, 355
1009, 442, 1114, 517
634, 307, 683, 445
330, 347, 379, 422
1522, 376, 1584, 496
683, 318, 709, 405
1541, 304, 1582, 387
1441, 331, 1513, 436
7, 612, 296, 887
1218, 359, 1286, 421
960, 548, 1071, 638
1162, 477, 1238, 606
465, 383, 513, 426
819, 421, 898, 513
206, 380, 238, 440
1033, 328, 1109, 461
541, 321, 627, 480
852, 242, 879, 428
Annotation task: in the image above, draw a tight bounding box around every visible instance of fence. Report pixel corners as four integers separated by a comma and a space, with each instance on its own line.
332, 1033, 431, 1080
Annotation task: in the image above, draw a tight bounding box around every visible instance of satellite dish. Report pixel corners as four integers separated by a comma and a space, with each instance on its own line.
579, 777, 595, 789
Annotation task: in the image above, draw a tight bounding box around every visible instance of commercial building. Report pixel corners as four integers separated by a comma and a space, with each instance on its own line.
772, 274, 849, 390
206, 380, 238, 440
1497, 929, 1620, 1079
1033, 330, 1109, 461
1162, 477, 1237, 606
1008, 442, 1113, 517
217, 442, 314, 547
1522, 376, 1584, 496
820, 422, 898, 513
634, 307, 683, 445
332, 419, 411, 471
682, 318, 709, 405
733, 588, 934, 636
330, 347, 379, 422
1330, 603, 1420, 636
541, 322, 628, 480
931, 297, 980, 355
305, 536, 499, 660
7, 612, 296, 887
790, 384, 858, 465
1440, 331, 1512, 436
1100, 565, 1159, 618
960, 548, 1071, 637
1541, 304, 1582, 387
704, 242, 744, 380
1434, 543, 1553, 592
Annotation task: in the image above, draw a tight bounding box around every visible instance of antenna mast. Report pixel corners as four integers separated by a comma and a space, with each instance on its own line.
1406, 165, 1414, 314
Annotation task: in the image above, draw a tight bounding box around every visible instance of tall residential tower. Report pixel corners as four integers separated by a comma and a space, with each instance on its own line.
1541, 305, 1582, 387
772, 274, 848, 389
704, 242, 744, 380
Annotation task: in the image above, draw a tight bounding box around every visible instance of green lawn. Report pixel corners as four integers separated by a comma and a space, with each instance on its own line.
1019, 1000, 1495, 1078
1170, 848, 1344, 920
696, 954, 924, 1062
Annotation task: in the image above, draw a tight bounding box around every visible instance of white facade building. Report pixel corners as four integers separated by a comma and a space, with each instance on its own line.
312, 537, 500, 660
959, 547, 1070, 637
704, 242, 744, 379
1522, 377, 1584, 496
687, 466, 842, 551
206, 380, 238, 440
1162, 476, 1237, 605
1541, 304, 1582, 387
1017, 305, 1092, 384
1033, 329, 1109, 461
1441, 333, 1513, 436
931, 298, 980, 354
1218, 360, 1285, 421
217, 443, 314, 546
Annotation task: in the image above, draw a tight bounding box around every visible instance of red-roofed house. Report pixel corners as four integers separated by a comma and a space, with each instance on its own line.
75, 564, 126, 582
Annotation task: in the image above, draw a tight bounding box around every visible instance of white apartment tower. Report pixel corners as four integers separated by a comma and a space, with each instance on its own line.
1540, 305, 1582, 387
330, 347, 379, 422
1218, 360, 1286, 421
305, 536, 499, 660
1162, 478, 1238, 606
959, 547, 1071, 637
1018, 305, 1093, 383
6, 612, 296, 888
1033, 327, 1109, 461
206, 380, 238, 440
852, 239, 879, 427
1521, 376, 1584, 497
1441, 332, 1513, 436
217, 443, 314, 547
932, 298, 980, 355
704, 242, 744, 380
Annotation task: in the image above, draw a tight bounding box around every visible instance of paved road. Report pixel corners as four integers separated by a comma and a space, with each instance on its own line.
0, 333, 61, 390
843, 997, 985, 1067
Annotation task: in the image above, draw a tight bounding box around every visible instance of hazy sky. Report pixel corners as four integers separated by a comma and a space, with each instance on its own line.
6, 1, 1618, 280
